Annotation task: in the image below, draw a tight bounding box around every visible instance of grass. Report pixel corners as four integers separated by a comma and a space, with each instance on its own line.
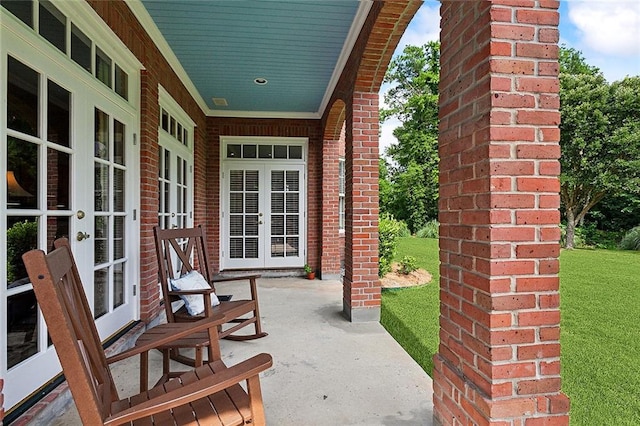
380, 237, 640, 425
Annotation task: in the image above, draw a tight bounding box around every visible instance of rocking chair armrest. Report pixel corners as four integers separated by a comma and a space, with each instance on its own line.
106, 316, 226, 364
167, 288, 217, 296
211, 274, 261, 283
104, 353, 273, 426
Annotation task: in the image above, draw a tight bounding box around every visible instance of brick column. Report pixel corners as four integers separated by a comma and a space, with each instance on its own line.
138, 70, 162, 322
343, 91, 380, 322
321, 137, 342, 280
434, 1, 569, 424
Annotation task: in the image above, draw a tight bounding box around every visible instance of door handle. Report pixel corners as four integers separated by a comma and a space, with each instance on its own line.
76, 231, 91, 241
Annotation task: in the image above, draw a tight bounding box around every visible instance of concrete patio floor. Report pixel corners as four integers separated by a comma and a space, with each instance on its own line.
48, 277, 434, 425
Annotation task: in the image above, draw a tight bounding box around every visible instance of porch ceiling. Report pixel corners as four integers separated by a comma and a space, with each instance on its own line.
132, 0, 368, 119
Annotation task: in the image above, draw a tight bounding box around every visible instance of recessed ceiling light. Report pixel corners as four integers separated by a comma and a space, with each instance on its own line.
212, 97, 228, 106
254, 77, 268, 85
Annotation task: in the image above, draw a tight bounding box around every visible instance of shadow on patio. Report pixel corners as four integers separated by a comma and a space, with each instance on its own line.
51, 277, 434, 425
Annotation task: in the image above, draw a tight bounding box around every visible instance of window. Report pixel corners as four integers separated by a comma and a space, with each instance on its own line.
338, 158, 345, 231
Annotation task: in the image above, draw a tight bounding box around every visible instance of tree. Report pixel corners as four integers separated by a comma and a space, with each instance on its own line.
380, 42, 440, 233
559, 47, 640, 248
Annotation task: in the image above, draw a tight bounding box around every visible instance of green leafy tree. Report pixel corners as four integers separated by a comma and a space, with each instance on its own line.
559, 47, 640, 248
380, 42, 440, 233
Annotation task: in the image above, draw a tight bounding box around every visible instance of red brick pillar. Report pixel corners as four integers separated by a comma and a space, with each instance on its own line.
321, 137, 342, 280
343, 91, 380, 322
434, 1, 569, 424
138, 70, 162, 322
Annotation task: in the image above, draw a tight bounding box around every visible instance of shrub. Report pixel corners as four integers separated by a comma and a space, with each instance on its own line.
397, 221, 411, 237
416, 220, 439, 239
399, 255, 418, 275
560, 224, 587, 248
6, 220, 38, 283
619, 226, 640, 251
379, 214, 402, 277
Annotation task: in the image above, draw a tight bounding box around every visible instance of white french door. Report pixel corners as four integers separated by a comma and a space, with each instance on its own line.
222, 163, 305, 269
1, 13, 139, 410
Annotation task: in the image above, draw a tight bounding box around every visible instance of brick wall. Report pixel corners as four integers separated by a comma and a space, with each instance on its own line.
434, 0, 569, 424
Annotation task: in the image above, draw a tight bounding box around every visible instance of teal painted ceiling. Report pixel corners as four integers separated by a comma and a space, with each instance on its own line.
138, 1, 362, 117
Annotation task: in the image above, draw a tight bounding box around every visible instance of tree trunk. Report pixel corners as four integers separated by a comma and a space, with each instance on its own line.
565, 210, 576, 249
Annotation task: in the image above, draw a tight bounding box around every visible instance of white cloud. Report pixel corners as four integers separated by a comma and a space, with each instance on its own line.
567, 1, 640, 57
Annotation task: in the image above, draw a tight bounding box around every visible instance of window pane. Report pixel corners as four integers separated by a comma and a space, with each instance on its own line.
286, 237, 299, 257
71, 23, 91, 72
39, 0, 66, 53
46, 148, 70, 210
227, 144, 241, 158
94, 268, 108, 318
47, 80, 70, 146
114, 119, 125, 165
95, 163, 110, 211
7, 290, 38, 368
274, 145, 287, 159
94, 216, 109, 265
271, 237, 284, 258
95, 47, 112, 88
289, 145, 302, 159
258, 145, 272, 159
243, 144, 256, 158
7, 56, 39, 136
7, 137, 38, 209
1, 0, 33, 27
114, 64, 128, 100
6, 217, 38, 288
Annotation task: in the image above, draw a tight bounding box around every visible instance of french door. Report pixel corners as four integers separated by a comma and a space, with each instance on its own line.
2, 30, 139, 409
222, 163, 305, 269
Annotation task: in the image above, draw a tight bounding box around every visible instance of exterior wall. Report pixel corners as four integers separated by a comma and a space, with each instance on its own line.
434, 1, 569, 424
207, 117, 323, 273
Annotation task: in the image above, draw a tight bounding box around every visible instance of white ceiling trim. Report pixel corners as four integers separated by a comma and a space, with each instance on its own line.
317, 0, 373, 117
126, 0, 209, 115
208, 110, 320, 120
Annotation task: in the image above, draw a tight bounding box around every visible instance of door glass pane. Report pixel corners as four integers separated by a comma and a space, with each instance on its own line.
7, 56, 39, 136
6, 217, 38, 288
286, 237, 299, 256
230, 238, 243, 258
114, 216, 124, 259
245, 215, 259, 236
230, 216, 243, 236
114, 120, 125, 165
94, 216, 109, 264
39, 0, 65, 53
7, 137, 38, 209
1, 0, 33, 27
245, 193, 258, 214
94, 268, 108, 318
7, 290, 38, 368
46, 148, 70, 210
95, 163, 109, 211
245, 238, 258, 258
113, 262, 124, 308
271, 193, 284, 213
114, 168, 125, 212
271, 237, 284, 258
46, 216, 70, 251
95, 109, 109, 159
71, 23, 91, 72
47, 80, 70, 146
229, 170, 243, 191
271, 216, 284, 235
286, 170, 299, 191
271, 170, 284, 191
245, 170, 259, 191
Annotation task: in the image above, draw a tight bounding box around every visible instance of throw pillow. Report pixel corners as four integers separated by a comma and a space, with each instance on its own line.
169, 270, 220, 316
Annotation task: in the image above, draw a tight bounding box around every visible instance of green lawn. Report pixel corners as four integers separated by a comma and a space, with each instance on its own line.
380, 236, 640, 425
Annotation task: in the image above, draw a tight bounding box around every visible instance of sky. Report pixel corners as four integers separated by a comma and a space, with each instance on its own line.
379, 0, 640, 155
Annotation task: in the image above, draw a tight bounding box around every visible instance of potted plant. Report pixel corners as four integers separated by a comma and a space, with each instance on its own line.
304, 264, 315, 280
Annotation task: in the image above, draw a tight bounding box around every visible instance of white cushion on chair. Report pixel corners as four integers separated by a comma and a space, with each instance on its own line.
170, 271, 220, 316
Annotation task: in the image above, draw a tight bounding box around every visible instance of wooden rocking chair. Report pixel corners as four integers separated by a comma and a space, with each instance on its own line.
23, 239, 273, 426
154, 225, 267, 366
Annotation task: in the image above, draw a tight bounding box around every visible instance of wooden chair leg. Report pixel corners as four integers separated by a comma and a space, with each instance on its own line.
247, 375, 266, 426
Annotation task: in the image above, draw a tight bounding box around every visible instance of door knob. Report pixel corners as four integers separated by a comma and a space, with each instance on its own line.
76, 231, 91, 241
